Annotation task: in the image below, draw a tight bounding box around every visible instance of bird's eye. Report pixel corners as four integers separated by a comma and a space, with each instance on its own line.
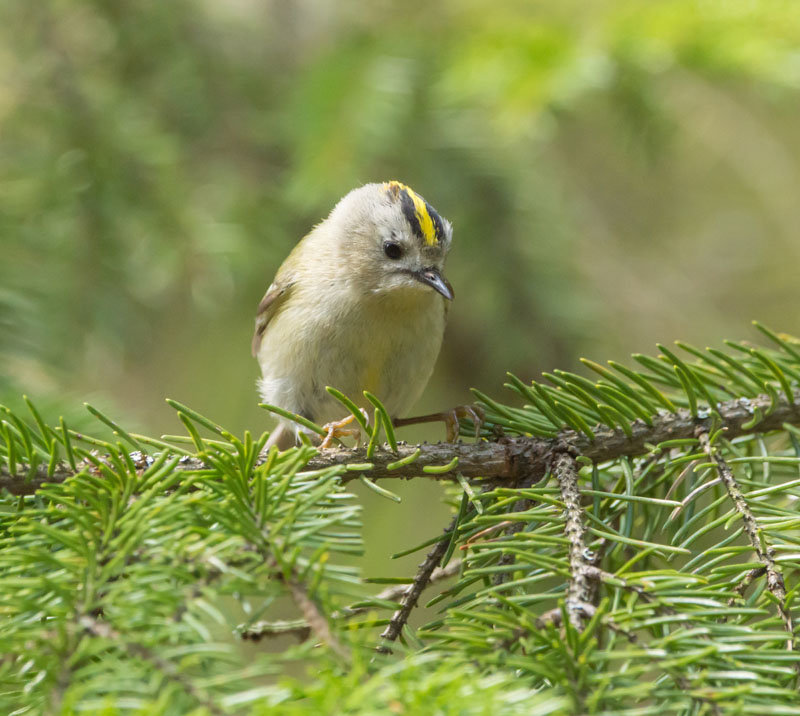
383, 241, 403, 260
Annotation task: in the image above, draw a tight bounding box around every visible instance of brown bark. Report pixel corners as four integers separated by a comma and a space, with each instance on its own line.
2, 390, 799, 495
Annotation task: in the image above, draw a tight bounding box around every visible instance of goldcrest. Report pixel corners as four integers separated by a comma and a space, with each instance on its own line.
252, 181, 454, 449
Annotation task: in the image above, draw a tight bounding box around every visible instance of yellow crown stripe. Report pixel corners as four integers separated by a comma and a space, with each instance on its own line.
384, 181, 438, 246
408, 190, 437, 246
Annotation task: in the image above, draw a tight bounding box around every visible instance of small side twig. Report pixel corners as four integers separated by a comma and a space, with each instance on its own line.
728, 566, 767, 607
360, 560, 462, 611
699, 430, 796, 659
238, 560, 463, 642
537, 602, 637, 642
377, 516, 458, 652
237, 552, 349, 657
239, 619, 311, 642
272, 563, 349, 660
554, 452, 592, 630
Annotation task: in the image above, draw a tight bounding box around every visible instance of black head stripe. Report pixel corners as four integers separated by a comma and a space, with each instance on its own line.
398, 188, 424, 241
426, 202, 446, 243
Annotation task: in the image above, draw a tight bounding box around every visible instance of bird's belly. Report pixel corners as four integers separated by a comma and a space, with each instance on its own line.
258, 290, 446, 425
313, 296, 445, 423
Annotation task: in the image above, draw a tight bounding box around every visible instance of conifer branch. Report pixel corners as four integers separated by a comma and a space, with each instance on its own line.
239, 619, 312, 642
239, 561, 463, 641
377, 516, 459, 652
3, 390, 800, 495
283, 572, 349, 660
4, 329, 800, 711
364, 560, 463, 611
698, 429, 797, 660
729, 567, 767, 605
553, 452, 592, 629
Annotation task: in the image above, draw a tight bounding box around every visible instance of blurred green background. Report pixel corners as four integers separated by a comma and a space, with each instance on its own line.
3, 0, 800, 570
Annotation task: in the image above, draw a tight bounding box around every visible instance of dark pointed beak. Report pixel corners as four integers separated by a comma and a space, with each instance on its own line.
414, 267, 454, 301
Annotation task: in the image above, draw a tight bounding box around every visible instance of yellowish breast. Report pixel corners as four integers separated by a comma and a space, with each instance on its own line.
356, 288, 445, 412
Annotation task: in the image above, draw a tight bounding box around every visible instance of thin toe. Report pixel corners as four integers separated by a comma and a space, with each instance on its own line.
319, 414, 361, 449
462, 405, 485, 439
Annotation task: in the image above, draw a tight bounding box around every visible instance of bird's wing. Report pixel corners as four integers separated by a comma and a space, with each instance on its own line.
251, 278, 294, 356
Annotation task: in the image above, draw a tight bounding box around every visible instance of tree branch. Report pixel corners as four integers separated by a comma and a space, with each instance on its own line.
553, 452, 592, 629
2, 391, 800, 496
698, 429, 797, 661
282, 572, 349, 660
238, 618, 311, 642
238, 560, 463, 642
377, 517, 458, 652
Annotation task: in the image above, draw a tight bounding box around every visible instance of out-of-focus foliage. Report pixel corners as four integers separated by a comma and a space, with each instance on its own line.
3, 0, 800, 434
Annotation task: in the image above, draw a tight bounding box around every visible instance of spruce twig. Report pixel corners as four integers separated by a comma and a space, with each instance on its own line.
377, 516, 458, 652
4, 390, 800, 494
553, 452, 592, 630
283, 573, 349, 660
698, 429, 797, 662
238, 561, 463, 641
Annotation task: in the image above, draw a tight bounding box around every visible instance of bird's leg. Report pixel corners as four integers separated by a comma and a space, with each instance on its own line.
393, 405, 485, 442
319, 414, 362, 449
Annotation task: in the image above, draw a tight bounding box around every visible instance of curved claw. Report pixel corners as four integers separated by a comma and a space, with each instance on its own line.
461, 405, 485, 440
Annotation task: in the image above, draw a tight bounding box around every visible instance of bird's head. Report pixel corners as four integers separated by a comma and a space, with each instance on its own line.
327, 181, 454, 300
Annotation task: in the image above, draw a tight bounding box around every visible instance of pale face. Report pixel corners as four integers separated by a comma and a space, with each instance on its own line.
335, 182, 453, 299
369, 216, 453, 298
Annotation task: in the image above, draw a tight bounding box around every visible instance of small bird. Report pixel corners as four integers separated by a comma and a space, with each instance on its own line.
253, 181, 460, 450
